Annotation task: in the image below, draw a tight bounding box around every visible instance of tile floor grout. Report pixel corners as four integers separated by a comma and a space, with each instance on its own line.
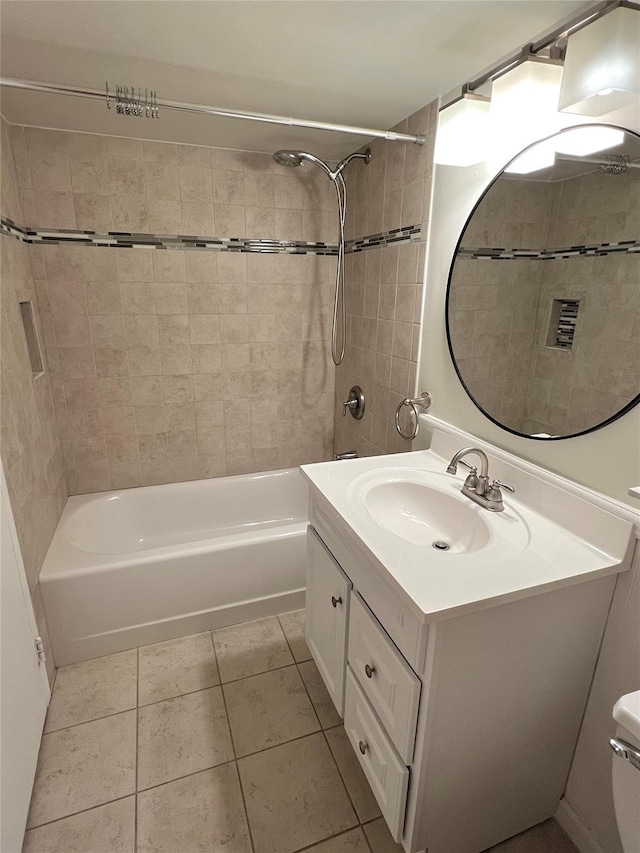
208, 630, 259, 853
32, 619, 391, 847
134, 647, 139, 853
26, 613, 578, 853
43, 658, 314, 736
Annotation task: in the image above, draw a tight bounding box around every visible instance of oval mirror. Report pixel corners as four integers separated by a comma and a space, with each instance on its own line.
446, 124, 640, 440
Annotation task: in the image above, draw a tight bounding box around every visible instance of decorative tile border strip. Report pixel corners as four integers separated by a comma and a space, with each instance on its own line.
349, 224, 422, 252
0, 218, 337, 255
0, 217, 422, 255
457, 239, 640, 260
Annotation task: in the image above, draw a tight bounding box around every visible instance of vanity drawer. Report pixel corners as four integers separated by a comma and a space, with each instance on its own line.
344, 667, 409, 843
348, 593, 420, 764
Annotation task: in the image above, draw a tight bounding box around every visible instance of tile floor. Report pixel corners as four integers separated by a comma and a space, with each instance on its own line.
24, 611, 579, 853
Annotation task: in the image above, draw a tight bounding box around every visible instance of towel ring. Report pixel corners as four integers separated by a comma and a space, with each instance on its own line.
395, 392, 432, 441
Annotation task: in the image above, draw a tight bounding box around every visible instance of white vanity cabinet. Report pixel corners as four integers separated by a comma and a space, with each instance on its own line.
305, 498, 622, 853
305, 526, 352, 715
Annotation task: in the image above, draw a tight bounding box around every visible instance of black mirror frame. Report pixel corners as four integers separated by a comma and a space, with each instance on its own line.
445, 122, 640, 442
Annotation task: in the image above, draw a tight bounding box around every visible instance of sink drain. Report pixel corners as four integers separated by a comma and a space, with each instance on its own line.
432, 540, 450, 551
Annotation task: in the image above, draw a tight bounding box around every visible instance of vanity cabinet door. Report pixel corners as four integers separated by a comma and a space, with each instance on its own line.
306, 526, 352, 716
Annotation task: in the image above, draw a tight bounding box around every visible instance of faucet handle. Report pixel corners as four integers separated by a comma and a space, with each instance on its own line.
491, 479, 515, 494
463, 466, 478, 491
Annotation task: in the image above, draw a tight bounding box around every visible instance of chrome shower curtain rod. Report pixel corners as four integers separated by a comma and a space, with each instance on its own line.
0, 77, 426, 145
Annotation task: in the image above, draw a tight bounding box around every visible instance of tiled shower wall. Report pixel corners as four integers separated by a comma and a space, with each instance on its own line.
450, 179, 553, 430
334, 101, 437, 457
451, 167, 639, 436
7, 125, 337, 493
0, 117, 65, 681
525, 166, 639, 434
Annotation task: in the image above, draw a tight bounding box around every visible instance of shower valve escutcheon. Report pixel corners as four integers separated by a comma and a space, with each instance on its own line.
342, 386, 365, 419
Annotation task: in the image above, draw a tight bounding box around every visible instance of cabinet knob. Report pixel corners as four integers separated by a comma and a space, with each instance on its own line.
365, 664, 375, 679
359, 740, 368, 755
331, 595, 342, 608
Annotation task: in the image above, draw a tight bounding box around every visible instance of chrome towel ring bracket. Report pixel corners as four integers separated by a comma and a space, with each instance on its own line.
395, 392, 432, 440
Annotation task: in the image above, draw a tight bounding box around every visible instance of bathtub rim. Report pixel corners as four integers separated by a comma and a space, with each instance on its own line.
41, 466, 308, 576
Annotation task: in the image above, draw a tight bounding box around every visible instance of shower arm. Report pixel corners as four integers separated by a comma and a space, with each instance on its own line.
0, 77, 426, 146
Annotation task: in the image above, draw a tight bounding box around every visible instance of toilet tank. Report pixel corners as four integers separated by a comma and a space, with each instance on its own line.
612, 691, 640, 853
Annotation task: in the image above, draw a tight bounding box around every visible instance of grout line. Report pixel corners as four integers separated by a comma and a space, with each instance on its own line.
134, 647, 139, 851
211, 636, 238, 763
232, 758, 256, 853
211, 630, 257, 853
360, 820, 376, 853
215, 656, 304, 687
292, 824, 367, 853
44, 645, 312, 734
209, 635, 256, 853
25, 793, 136, 832
293, 663, 324, 733
276, 613, 324, 733
234, 726, 329, 763
42, 704, 137, 736
136, 758, 236, 796
321, 727, 363, 828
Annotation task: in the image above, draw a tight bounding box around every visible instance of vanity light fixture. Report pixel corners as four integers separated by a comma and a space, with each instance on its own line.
490, 57, 564, 165
433, 93, 491, 167
559, 5, 640, 116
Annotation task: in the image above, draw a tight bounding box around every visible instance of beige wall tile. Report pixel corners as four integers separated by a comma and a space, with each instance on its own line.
7, 123, 340, 494
148, 199, 182, 233
69, 157, 109, 194
179, 166, 212, 202
131, 375, 164, 405
109, 161, 145, 197
117, 250, 154, 282
153, 283, 187, 314
160, 344, 192, 374
111, 196, 148, 231
153, 250, 185, 282
214, 204, 245, 237
181, 202, 215, 234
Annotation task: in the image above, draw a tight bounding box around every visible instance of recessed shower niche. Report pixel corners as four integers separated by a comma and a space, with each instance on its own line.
446, 123, 640, 440
545, 298, 580, 351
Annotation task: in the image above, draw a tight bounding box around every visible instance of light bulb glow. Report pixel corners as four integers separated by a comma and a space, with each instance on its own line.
434, 95, 490, 167
490, 59, 564, 158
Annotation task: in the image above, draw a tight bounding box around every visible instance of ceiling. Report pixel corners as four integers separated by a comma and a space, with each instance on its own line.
0, 0, 589, 159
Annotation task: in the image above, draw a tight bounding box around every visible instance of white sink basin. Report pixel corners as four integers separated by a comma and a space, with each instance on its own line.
302, 434, 634, 620
363, 479, 490, 552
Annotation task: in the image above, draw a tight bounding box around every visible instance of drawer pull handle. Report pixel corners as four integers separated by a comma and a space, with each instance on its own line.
359, 740, 368, 755
331, 595, 342, 608
365, 664, 375, 679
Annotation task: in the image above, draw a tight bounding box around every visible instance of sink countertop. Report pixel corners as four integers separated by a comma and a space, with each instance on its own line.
301, 443, 634, 622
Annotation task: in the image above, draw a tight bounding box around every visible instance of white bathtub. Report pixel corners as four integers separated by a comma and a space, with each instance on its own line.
40, 468, 308, 665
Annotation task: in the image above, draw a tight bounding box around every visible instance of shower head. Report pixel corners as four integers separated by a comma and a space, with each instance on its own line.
273, 149, 334, 177
273, 148, 372, 182
273, 150, 303, 168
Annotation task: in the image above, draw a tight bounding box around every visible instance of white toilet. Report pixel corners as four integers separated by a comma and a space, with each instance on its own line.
612, 690, 640, 853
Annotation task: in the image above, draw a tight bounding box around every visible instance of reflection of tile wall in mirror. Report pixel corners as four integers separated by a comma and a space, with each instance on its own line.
449, 127, 640, 438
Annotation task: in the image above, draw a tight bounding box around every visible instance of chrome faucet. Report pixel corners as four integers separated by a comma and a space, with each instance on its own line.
446, 446, 515, 512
